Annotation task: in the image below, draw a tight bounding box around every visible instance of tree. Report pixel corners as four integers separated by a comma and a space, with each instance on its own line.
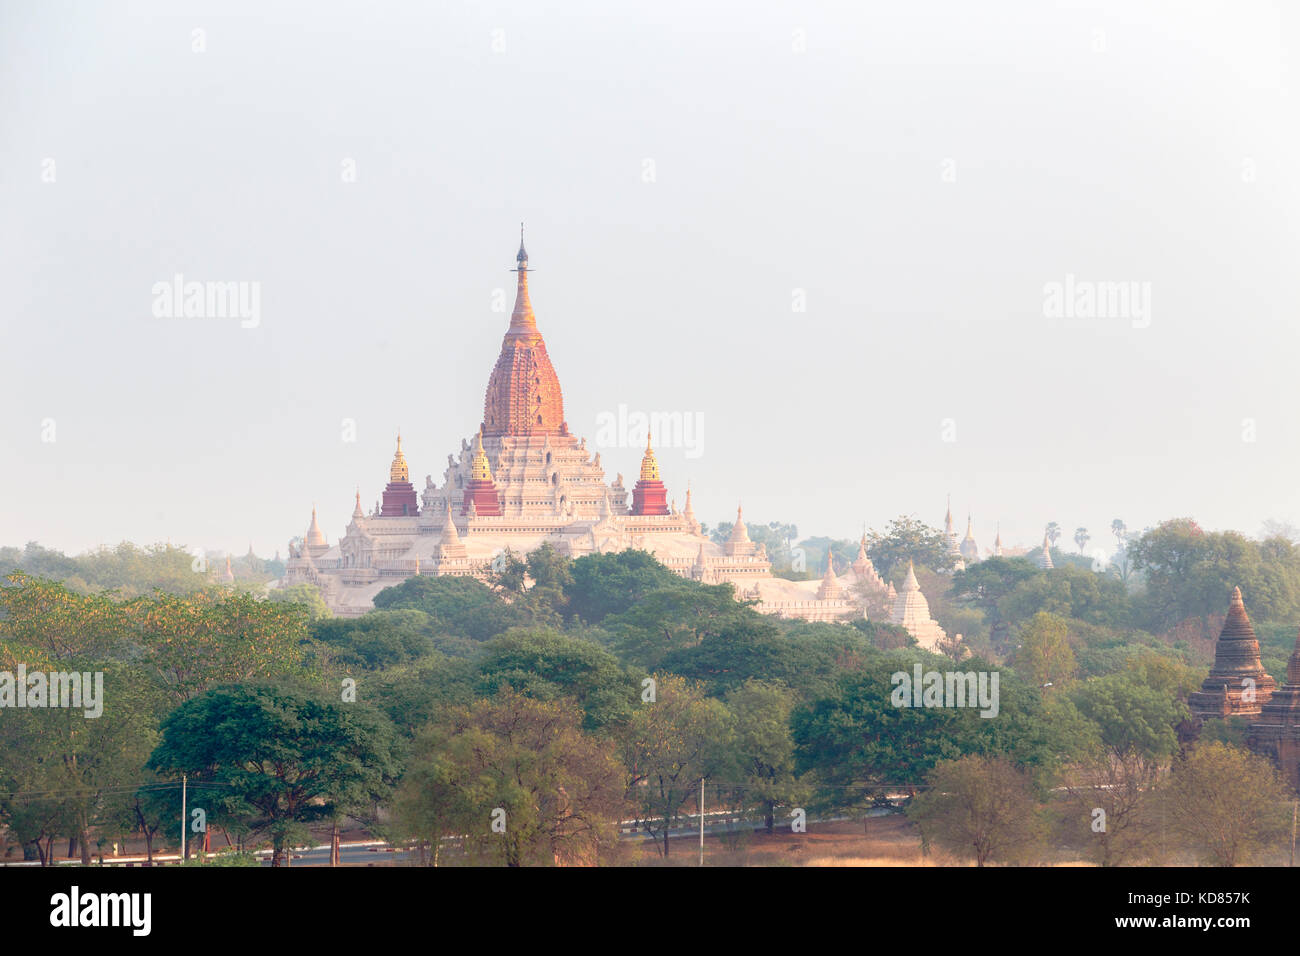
1127, 519, 1300, 632
1045, 523, 1061, 548
1159, 742, 1291, 866
403, 692, 629, 866
485, 547, 528, 594
312, 609, 439, 669
865, 517, 956, 575
372, 574, 529, 642
522, 544, 573, 621
148, 686, 399, 866
1074, 527, 1090, 554
605, 582, 756, 671
997, 564, 1133, 630
390, 723, 465, 866
619, 674, 733, 857
907, 755, 1045, 866
949, 557, 1041, 646
1063, 672, 1187, 865
792, 654, 1071, 811
1013, 612, 1076, 689
1110, 519, 1134, 585
129, 589, 314, 704
562, 550, 693, 625
723, 681, 806, 833
268, 582, 332, 620
0, 576, 160, 864
475, 627, 638, 732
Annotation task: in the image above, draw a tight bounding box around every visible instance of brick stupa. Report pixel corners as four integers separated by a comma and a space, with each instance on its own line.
1188, 587, 1276, 719
380, 433, 420, 517
630, 432, 669, 516
461, 428, 502, 517
1247, 629, 1300, 791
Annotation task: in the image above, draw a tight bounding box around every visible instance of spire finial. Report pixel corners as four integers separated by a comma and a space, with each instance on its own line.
516, 222, 528, 270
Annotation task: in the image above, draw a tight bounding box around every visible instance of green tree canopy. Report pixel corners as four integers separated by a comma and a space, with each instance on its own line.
148, 685, 400, 865
475, 627, 639, 732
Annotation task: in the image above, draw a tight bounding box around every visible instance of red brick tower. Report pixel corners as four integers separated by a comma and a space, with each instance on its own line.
630, 432, 669, 516
482, 226, 568, 438
1248, 629, 1300, 791
462, 428, 503, 517
1189, 587, 1276, 719
380, 433, 420, 517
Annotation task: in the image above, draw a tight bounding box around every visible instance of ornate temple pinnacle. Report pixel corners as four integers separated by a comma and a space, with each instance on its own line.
470, 428, 493, 482
389, 431, 409, 483
639, 431, 661, 482
484, 226, 565, 437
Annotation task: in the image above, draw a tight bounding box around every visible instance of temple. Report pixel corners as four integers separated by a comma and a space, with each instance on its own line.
1188, 587, 1276, 719
282, 233, 885, 622
889, 560, 950, 651
1247, 628, 1300, 791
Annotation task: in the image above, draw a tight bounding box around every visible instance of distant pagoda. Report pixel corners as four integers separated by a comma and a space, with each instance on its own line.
461, 428, 503, 517
380, 433, 419, 517
1247, 629, 1300, 791
890, 560, 949, 652
630, 432, 669, 516
1188, 587, 1276, 719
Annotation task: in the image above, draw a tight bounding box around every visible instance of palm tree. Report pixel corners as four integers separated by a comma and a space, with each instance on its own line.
1045, 522, 1062, 548
1074, 527, 1090, 553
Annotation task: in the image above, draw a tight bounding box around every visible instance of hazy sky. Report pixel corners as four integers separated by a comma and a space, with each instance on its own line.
2, 0, 1297, 561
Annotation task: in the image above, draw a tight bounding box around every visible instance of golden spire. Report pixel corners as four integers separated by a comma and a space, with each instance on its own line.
470, 428, 494, 482
639, 431, 661, 482
389, 431, 409, 483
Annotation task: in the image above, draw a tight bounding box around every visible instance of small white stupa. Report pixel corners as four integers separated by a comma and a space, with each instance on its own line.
890, 560, 950, 652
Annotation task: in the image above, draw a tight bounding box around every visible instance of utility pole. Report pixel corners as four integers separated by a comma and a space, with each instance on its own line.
698, 778, 705, 867
180, 774, 187, 862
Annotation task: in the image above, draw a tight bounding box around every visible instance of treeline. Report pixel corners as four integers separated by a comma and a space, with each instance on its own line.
0, 542, 284, 599
4, 532, 1295, 867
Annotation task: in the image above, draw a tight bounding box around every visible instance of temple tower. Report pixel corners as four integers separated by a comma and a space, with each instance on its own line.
1247, 629, 1300, 791
1189, 587, 1276, 719
960, 515, 980, 564
305, 505, 327, 551
724, 505, 757, 557
630, 432, 670, 516
1031, 534, 1054, 570
380, 433, 420, 517
943, 495, 965, 571
462, 428, 503, 516
816, 550, 842, 600
890, 560, 948, 651
482, 226, 567, 438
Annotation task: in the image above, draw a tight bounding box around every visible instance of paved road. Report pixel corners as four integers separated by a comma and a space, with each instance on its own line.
2, 807, 900, 867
